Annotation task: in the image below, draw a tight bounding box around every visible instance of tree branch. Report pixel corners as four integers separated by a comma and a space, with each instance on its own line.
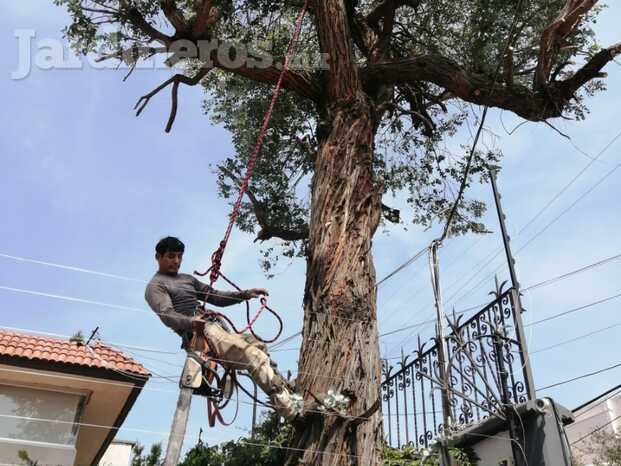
160, 0, 189, 33
381, 204, 400, 223
212, 54, 320, 101
535, 0, 599, 89
560, 42, 621, 93
366, 0, 419, 27
361, 49, 618, 121
134, 67, 212, 132
219, 167, 309, 242
125, 6, 173, 45
345, 1, 376, 58
192, 0, 219, 38
315, 0, 362, 100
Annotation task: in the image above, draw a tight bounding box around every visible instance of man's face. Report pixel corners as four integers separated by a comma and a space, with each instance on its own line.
156, 251, 183, 275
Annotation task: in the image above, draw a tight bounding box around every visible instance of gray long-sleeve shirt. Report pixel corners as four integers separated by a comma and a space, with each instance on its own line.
145, 272, 249, 347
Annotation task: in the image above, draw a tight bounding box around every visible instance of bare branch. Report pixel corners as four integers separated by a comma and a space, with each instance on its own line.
535, 0, 599, 89
134, 67, 212, 132
560, 42, 621, 92
125, 6, 173, 45
95, 45, 166, 64
219, 166, 309, 242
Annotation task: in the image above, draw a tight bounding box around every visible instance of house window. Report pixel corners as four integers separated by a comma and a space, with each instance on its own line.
0, 384, 83, 464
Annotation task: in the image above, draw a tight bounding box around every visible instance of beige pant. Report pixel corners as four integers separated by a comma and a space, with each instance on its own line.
203, 322, 297, 418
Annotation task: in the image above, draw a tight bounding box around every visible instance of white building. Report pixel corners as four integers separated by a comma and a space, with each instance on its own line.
566, 385, 621, 465
0, 329, 150, 466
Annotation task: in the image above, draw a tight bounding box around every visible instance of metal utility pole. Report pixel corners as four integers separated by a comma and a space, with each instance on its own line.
489, 169, 536, 466
430, 241, 453, 427
492, 329, 527, 466
430, 241, 454, 466
163, 386, 193, 466
251, 382, 258, 438
489, 168, 536, 399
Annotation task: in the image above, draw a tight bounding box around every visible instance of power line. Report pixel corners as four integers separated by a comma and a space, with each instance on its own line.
441, 128, 621, 309
376, 246, 428, 287
0, 283, 391, 327
0, 251, 147, 283
516, 154, 621, 256
0, 285, 148, 313
531, 320, 621, 355
0, 412, 374, 461
0, 325, 368, 386
523, 253, 621, 292
537, 361, 621, 391
0, 324, 182, 355
574, 387, 621, 419
518, 129, 621, 235
379, 301, 483, 338
570, 413, 621, 446
380, 252, 621, 340
383, 288, 621, 360
4, 251, 618, 361
525, 291, 621, 327
384, 291, 621, 360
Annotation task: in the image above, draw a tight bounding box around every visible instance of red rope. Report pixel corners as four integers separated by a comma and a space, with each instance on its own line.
208, 0, 310, 287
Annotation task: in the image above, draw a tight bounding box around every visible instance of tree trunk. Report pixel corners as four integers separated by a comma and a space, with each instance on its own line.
287, 95, 383, 465
285, 0, 384, 463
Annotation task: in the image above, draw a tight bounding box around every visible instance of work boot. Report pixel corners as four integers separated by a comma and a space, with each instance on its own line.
266, 370, 303, 419
270, 387, 303, 420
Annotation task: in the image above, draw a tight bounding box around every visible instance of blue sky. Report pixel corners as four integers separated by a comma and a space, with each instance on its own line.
1, 0, 621, 456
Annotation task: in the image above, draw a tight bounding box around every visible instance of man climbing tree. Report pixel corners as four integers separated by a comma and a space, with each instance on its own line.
145, 236, 302, 418
55, 0, 618, 464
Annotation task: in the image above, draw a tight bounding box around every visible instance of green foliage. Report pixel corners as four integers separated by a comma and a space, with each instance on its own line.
53, 0, 605, 273
69, 330, 85, 345
575, 429, 621, 466
179, 411, 292, 466
382, 443, 477, 465
176, 416, 477, 466
17, 450, 38, 466
131, 442, 163, 466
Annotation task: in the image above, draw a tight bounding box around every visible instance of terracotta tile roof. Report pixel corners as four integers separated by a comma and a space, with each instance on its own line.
0, 329, 150, 377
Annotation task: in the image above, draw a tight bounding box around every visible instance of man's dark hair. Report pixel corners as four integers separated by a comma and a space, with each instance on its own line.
155, 236, 185, 255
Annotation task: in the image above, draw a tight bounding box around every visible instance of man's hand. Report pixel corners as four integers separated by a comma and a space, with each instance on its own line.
245, 288, 269, 299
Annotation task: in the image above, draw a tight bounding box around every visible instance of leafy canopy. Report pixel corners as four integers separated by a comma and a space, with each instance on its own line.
54, 0, 607, 272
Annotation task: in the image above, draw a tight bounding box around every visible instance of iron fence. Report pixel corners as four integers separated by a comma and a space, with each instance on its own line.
381, 283, 533, 448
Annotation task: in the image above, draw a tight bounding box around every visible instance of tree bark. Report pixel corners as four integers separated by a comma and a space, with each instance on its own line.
285, 0, 384, 463
287, 100, 383, 466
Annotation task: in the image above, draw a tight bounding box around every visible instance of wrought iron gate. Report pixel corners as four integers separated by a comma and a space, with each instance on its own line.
381, 283, 534, 448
